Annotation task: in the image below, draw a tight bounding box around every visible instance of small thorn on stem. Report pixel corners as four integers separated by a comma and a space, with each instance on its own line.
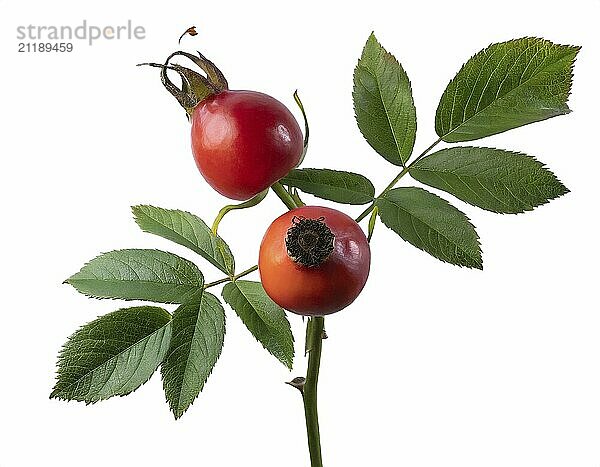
286, 376, 306, 394
322, 329, 328, 340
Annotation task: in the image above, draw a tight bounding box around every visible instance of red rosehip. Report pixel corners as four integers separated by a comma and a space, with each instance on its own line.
259, 206, 371, 316
191, 90, 303, 200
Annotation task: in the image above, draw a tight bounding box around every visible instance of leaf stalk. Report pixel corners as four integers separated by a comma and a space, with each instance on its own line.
355, 137, 443, 222
211, 189, 269, 235
271, 181, 299, 210
203, 265, 258, 289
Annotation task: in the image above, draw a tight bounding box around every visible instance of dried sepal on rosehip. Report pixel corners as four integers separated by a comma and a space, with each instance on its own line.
140, 51, 304, 201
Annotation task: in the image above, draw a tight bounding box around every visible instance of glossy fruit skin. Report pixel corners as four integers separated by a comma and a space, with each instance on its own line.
259, 206, 371, 316
191, 90, 304, 200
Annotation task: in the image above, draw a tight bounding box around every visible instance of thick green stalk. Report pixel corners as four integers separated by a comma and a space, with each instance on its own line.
271, 181, 298, 210
304, 316, 325, 467
272, 181, 325, 466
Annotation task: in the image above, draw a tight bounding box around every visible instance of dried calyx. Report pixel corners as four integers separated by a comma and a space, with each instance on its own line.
286, 216, 335, 267
138, 50, 228, 116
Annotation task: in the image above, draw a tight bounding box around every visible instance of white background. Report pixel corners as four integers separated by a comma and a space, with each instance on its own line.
1, 0, 599, 465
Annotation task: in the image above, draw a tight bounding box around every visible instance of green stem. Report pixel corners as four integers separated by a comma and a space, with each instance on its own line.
203, 265, 258, 289
355, 137, 443, 222
293, 90, 310, 149
367, 206, 378, 242
304, 317, 324, 467
211, 189, 268, 235
290, 187, 306, 207
293, 90, 310, 166
271, 181, 298, 210
411, 136, 444, 166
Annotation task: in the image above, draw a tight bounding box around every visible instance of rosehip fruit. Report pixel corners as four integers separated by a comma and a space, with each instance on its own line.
259, 206, 371, 316
191, 90, 303, 200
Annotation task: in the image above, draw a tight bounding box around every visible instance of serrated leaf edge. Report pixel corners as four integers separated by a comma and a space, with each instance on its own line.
436, 37, 581, 141
222, 281, 294, 370
131, 205, 235, 275
50, 306, 172, 404
352, 32, 417, 165
64, 248, 204, 304
161, 293, 226, 419
377, 187, 483, 269
410, 146, 570, 214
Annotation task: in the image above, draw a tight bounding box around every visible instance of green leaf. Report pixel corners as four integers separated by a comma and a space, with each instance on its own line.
376, 187, 482, 269
222, 280, 294, 369
281, 168, 375, 205
436, 37, 580, 142
132, 205, 235, 276
410, 147, 569, 214
353, 33, 417, 166
161, 292, 225, 419
50, 306, 172, 403
65, 249, 204, 304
